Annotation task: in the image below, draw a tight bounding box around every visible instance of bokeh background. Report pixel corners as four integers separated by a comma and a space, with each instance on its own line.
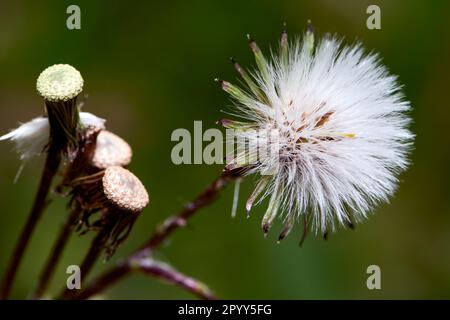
0, 0, 449, 299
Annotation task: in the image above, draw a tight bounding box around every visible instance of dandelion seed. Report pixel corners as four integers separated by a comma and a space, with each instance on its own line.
0, 117, 50, 161
218, 25, 414, 241
0, 112, 105, 161
1, 112, 105, 182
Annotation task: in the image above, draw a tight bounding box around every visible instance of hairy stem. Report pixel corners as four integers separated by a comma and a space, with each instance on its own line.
75, 170, 238, 299
31, 208, 80, 299
0, 151, 61, 299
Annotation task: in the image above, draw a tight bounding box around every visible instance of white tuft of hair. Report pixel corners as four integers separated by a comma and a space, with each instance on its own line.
0, 112, 106, 161
222, 32, 414, 236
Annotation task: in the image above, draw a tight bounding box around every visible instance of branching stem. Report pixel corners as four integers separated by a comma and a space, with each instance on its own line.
31, 208, 81, 299
72, 170, 239, 300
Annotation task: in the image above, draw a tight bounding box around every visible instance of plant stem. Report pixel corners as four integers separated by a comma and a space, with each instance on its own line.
0, 150, 61, 300
140, 170, 238, 253
138, 259, 217, 300
33, 127, 100, 299
75, 261, 130, 300
77, 258, 216, 300
58, 230, 106, 300
31, 208, 80, 299
74, 170, 238, 299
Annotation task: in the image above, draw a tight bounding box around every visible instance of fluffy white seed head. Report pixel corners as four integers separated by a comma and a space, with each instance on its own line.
221, 31, 414, 237
36, 64, 84, 102
0, 117, 49, 161
0, 112, 105, 161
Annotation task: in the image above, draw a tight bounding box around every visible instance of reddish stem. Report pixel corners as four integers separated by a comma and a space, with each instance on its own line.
76, 258, 216, 300
59, 230, 106, 300
0, 151, 61, 299
31, 208, 80, 299
76, 170, 238, 299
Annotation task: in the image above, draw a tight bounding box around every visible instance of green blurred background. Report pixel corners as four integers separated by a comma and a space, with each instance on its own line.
0, 0, 449, 299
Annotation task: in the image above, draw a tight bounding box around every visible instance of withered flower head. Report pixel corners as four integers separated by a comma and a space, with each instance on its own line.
70, 166, 149, 257
102, 166, 149, 213
91, 130, 132, 169
59, 129, 132, 189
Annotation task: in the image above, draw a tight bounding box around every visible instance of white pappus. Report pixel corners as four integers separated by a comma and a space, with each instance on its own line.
0, 112, 105, 162
217, 25, 414, 242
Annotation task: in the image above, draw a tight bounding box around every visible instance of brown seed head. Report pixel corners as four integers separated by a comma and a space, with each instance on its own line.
91, 130, 132, 169
102, 166, 149, 213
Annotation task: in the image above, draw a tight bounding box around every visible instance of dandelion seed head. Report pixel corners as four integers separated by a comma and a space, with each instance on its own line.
220, 28, 414, 237
0, 117, 49, 161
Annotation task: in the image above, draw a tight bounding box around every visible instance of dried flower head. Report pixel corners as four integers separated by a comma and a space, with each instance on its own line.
70, 166, 149, 256
218, 25, 414, 241
36, 64, 83, 102
92, 130, 132, 169
102, 166, 148, 213
36, 64, 85, 155
59, 129, 132, 190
